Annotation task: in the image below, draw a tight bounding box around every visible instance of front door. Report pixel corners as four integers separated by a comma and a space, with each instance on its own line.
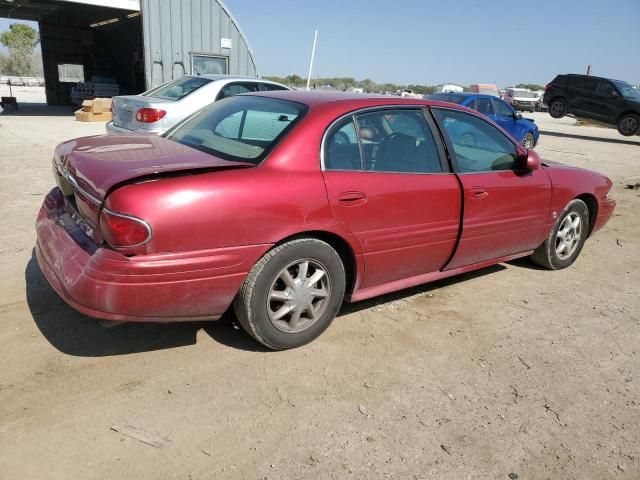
322, 108, 461, 288
432, 107, 551, 270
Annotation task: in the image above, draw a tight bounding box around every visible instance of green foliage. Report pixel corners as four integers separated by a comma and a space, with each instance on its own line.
515, 83, 544, 91
263, 74, 440, 94
0, 23, 40, 76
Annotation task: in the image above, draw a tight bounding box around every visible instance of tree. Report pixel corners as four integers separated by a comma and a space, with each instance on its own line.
515, 83, 544, 91
0, 23, 39, 76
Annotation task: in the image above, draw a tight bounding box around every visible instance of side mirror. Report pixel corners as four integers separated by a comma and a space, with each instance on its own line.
524, 149, 541, 170
515, 113, 523, 120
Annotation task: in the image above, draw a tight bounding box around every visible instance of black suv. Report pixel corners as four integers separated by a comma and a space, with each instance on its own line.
543, 74, 640, 136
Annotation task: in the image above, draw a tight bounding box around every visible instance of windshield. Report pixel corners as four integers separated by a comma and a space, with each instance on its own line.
427, 93, 466, 104
613, 81, 640, 100
165, 96, 307, 164
512, 90, 535, 98
144, 76, 212, 101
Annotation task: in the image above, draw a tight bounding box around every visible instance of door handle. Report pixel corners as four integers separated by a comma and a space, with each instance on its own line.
338, 191, 367, 205
469, 187, 488, 199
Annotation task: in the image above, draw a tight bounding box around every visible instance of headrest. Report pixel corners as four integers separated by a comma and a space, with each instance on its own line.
359, 126, 377, 140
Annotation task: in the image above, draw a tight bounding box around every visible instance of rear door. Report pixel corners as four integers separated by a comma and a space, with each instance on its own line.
432, 108, 551, 269
570, 77, 599, 117
322, 108, 461, 288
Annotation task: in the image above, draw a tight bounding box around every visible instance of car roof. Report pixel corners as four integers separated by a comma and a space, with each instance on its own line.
561, 73, 626, 83
241, 90, 484, 112
430, 92, 500, 101
185, 74, 286, 85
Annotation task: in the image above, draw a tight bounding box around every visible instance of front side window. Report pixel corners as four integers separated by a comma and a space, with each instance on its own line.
473, 98, 494, 116
612, 80, 640, 99
493, 99, 514, 117
166, 96, 307, 164
145, 76, 212, 101
434, 109, 519, 173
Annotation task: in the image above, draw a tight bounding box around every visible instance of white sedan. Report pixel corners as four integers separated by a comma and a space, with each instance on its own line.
106, 75, 289, 135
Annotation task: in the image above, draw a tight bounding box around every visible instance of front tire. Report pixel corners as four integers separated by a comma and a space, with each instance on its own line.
521, 132, 535, 149
234, 238, 346, 350
549, 98, 567, 118
617, 114, 640, 136
530, 199, 589, 270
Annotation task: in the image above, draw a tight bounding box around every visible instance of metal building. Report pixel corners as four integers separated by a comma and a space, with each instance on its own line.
0, 0, 257, 106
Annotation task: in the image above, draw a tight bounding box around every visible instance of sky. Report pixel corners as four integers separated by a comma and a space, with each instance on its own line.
1, 2, 638, 87
226, 0, 640, 87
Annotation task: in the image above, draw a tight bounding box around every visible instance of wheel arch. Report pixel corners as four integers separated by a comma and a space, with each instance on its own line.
616, 110, 640, 123
576, 193, 598, 236
273, 230, 359, 295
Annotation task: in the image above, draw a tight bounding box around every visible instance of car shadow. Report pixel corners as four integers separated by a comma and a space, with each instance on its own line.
26, 251, 269, 356
539, 130, 640, 146
26, 249, 542, 355
0, 103, 72, 117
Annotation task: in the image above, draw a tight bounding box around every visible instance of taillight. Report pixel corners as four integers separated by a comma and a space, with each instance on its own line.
136, 108, 166, 123
99, 208, 151, 248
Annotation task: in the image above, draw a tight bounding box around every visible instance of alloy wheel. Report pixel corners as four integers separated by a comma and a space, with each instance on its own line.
619, 116, 639, 136
267, 259, 331, 333
555, 212, 582, 260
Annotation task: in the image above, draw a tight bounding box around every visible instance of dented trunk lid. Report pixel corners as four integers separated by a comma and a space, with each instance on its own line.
53, 134, 254, 228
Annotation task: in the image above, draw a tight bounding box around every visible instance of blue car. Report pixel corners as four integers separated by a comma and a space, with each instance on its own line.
426, 92, 539, 149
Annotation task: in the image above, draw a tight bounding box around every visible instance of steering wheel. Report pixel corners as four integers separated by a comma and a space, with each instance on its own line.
332, 131, 350, 145
459, 132, 477, 148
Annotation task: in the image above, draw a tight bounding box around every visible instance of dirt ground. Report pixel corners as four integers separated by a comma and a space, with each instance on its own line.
0, 98, 639, 480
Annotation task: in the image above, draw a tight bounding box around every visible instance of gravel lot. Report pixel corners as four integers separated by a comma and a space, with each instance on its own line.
1, 94, 639, 479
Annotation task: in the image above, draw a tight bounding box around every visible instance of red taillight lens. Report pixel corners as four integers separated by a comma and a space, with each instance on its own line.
99, 209, 151, 247
135, 108, 166, 123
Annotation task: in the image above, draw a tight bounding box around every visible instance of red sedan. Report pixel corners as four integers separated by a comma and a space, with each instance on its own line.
36, 91, 616, 349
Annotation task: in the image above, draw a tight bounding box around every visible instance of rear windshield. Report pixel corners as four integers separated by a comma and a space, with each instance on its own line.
144, 76, 212, 101
165, 96, 308, 164
427, 93, 467, 104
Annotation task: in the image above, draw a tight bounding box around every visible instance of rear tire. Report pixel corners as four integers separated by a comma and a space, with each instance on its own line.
617, 113, 640, 136
234, 238, 346, 350
549, 98, 567, 118
530, 199, 589, 270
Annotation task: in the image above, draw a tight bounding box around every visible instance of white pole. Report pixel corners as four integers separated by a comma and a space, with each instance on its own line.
306, 30, 318, 91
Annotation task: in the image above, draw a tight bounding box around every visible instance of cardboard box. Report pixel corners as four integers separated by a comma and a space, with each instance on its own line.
75, 109, 112, 122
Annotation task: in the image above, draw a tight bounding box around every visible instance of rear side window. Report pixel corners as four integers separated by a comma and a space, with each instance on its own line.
324, 109, 442, 174
260, 83, 288, 92
573, 77, 598, 91
551, 75, 568, 86
217, 82, 261, 100
434, 108, 518, 172
324, 118, 361, 170
144, 76, 212, 101
166, 96, 307, 164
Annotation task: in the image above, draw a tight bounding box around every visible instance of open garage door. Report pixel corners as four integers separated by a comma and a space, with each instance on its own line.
0, 0, 257, 106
